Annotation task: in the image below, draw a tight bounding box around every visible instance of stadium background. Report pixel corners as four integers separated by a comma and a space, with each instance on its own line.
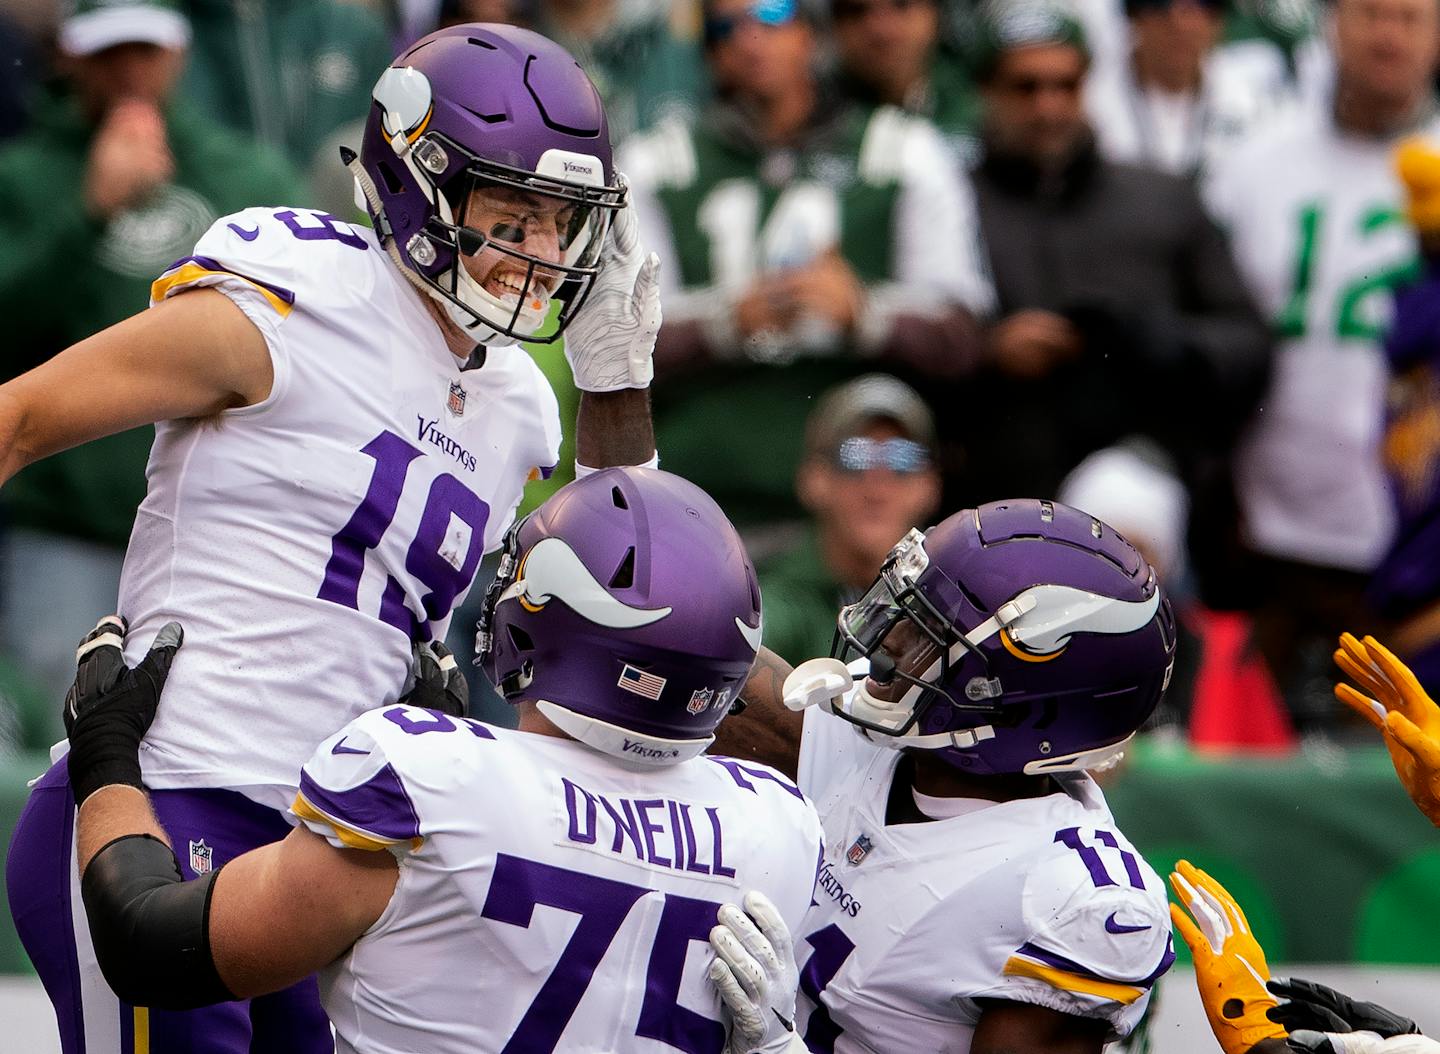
3, 0, 1440, 1049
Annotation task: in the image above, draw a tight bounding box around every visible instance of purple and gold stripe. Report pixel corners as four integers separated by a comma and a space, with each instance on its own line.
293, 764, 423, 852
1002, 939, 1171, 1006
152, 255, 297, 317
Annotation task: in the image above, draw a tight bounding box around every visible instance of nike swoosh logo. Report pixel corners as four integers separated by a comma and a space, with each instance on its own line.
735, 616, 763, 652
331, 737, 369, 756
1105, 911, 1151, 934
227, 222, 261, 241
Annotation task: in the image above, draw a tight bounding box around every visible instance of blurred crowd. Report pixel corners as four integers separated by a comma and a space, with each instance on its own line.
2, 0, 1439, 759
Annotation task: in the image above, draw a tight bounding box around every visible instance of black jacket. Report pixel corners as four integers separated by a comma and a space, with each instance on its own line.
957, 133, 1272, 507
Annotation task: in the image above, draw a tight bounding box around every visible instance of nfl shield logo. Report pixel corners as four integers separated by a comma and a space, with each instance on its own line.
687, 687, 713, 715
189, 839, 214, 875
846, 834, 873, 866
447, 381, 466, 417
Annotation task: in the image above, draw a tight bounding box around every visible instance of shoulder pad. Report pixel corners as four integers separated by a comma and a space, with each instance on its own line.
151, 206, 377, 317
1003, 827, 1174, 1011
291, 705, 497, 854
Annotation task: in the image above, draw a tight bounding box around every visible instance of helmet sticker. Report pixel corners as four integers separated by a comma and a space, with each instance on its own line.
373, 66, 434, 150
500, 537, 672, 629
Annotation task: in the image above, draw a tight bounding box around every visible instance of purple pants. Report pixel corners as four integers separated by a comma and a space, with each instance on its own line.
5, 758, 334, 1053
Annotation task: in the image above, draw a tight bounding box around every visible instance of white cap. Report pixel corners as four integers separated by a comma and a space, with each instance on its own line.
60, 0, 191, 57
1058, 442, 1188, 579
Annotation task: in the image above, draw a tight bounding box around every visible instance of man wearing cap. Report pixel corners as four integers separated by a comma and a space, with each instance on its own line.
617, 0, 992, 531
958, 0, 1269, 572
758, 373, 942, 665
0, 0, 304, 727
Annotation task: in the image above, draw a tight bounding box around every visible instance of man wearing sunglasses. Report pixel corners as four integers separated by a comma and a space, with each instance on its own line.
757, 374, 941, 669
957, 0, 1269, 569
617, 0, 992, 531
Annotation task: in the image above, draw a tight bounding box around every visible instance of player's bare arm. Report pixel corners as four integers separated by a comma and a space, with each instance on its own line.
969, 1000, 1109, 1054
575, 387, 656, 468
77, 785, 395, 1004
0, 288, 271, 483
711, 645, 803, 777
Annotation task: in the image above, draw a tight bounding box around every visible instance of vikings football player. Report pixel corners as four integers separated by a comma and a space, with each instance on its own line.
712, 499, 1178, 1054
6, 24, 662, 1053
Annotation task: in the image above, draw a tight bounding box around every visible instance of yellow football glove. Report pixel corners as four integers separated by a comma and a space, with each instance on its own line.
1334, 633, 1440, 827
1169, 860, 1287, 1054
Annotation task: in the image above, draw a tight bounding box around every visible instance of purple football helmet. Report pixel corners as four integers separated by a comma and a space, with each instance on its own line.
354, 23, 624, 345
830, 499, 1176, 775
476, 468, 763, 765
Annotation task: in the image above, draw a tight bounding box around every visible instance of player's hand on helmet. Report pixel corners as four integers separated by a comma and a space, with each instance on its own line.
400, 640, 468, 718
64, 615, 184, 806
563, 173, 661, 392
1268, 976, 1420, 1040
1168, 859, 1288, 1054
709, 891, 809, 1054
1288, 1032, 1440, 1053
1333, 633, 1440, 827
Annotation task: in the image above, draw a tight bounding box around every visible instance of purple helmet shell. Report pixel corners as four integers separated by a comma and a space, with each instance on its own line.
356, 23, 624, 345
833, 499, 1176, 775
477, 468, 763, 765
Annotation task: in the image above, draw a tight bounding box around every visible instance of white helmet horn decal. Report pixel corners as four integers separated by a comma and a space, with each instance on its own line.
501, 537, 672, 629
1002, 584, 1161, 655
373, 67, 434, 150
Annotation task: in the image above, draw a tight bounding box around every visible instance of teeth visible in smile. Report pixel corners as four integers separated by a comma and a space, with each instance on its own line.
490, 273, 527, 296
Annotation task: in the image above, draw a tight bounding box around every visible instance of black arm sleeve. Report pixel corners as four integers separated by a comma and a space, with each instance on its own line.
79, 833, 237, 1010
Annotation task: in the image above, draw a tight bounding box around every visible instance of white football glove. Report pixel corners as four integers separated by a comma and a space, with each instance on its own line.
563, 173, 661, 392
1290, 1032, 1440, 1054
708, 891, 809, 1054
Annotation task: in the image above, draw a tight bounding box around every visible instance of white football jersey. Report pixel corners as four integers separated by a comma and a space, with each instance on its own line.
292, 706, 825, 1054
121, 207, 562, 810
1205, 109, 1440, 570
794, 706, 1174, 1054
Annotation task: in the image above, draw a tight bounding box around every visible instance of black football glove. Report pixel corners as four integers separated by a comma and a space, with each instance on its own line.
64, 615, 183, 806
1269, 977, 1420, 1038
400, 640, 468, 718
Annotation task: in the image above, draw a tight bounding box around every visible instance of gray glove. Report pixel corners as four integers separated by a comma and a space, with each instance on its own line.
562, 174, 662, 392
708, 891, 808, 1054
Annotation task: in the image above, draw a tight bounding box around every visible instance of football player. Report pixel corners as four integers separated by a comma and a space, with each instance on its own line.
4, 24, 663, 1054
61, 467, 823, 1054
710, 499, 1179, 1053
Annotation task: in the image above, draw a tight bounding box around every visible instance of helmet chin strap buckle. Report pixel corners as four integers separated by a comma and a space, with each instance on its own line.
965, 676, 1003, 701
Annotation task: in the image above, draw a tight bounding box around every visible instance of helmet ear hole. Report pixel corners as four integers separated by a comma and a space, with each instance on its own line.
611, 486, 629, 510
377, 160, 406, 196
507, 624, 534, 652
608, 547, 636, 590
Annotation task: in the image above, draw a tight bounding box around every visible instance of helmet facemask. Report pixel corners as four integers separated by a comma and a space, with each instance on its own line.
833, 529, 1010, 749
417, 151, 620, 344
